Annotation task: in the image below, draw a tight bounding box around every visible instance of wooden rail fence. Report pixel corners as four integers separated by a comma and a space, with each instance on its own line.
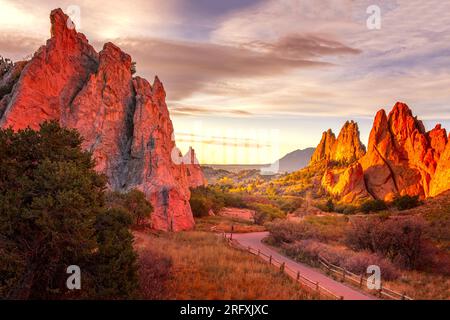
223, 233, 343, 300
318, 255, 413, 300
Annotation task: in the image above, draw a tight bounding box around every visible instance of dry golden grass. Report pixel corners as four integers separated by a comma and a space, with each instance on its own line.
317, 260, 450, 300
194, 215, 266, 233
133, 230, 317, 300
383, 271, 450, 300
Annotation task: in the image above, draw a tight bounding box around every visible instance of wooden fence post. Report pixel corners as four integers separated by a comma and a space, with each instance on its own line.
230, 233, 233, 240
342, 269, 346, 282
316, 282, 319, 291
359, 274, 364, 288
280, 262, 285, 272
296, 271, 300, 281
269, 255, 272, 264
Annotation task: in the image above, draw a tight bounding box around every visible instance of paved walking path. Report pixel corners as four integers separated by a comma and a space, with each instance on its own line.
230, 232, 376, 300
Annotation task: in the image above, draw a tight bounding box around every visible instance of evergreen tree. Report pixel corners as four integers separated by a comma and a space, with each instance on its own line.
0, 121, 139, 299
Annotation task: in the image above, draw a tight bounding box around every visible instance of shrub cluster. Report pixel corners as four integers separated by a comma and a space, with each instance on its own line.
189, 186, 226, 217
360, 199, 388, 213
392, 194, 420, 211
190, 186, 286, 224
274, 197, 303, 214
283, 240, 399, 280
248, 203, 285, 224
266, 216, 346, 244
345, 216, 431, 269
106, 189, 153, 226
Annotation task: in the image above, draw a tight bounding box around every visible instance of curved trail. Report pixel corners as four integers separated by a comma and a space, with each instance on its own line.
230, 232, 376, 300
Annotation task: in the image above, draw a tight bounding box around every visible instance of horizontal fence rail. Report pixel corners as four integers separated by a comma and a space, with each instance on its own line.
318, 255, 413, 300
222, 233, 343, 300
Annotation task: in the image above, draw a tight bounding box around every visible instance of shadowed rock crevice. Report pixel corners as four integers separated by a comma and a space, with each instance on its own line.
0, 61, 28, 118
119, 80, 139, 190
372, 144, 400, 193
363, 173, 377, 200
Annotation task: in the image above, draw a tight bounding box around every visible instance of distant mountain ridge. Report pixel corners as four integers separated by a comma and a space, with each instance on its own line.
203, 147, 315, 175
276, 147, 315, 173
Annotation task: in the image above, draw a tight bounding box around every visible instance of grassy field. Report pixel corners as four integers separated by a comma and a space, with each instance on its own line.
133, 230, 317, 300
194, 215, 266, 233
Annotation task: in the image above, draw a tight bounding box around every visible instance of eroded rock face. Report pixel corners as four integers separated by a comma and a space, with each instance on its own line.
126, 76, 195, 231
358, 108, 402, 201
65, 42, 134, 187
360, 102, 442, 200
332, 121, 366, 164
310, 121, 365, 165
322, 162, 369, 203
0, 8, 198, 231
430, 134, 450, 197
182, 147, 207, 188
0, 9, 98, 130
0, 61, 28, 118
427, 124, 448, 166
311, 121, 368, 202
310, 129, 336, 163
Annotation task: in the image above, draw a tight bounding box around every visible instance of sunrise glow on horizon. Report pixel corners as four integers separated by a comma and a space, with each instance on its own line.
2, 0, 450, 164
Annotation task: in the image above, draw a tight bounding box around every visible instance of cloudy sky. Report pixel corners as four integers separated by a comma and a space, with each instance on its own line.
1, 0, 450, 164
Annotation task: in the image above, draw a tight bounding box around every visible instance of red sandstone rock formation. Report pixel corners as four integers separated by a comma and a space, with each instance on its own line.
182, 147, 207, 188
316, 102, 449, 203
311, 121, 367, 201
360, 102, 444, 200
322, 162, 369, 203
0, 10, 98, 130
0, 60, 27, 117
310, 121, 365, 165
429, 133, 450, 197
0, 9, 199, 231
310, 129, 336, 163
332, 121, 366, 163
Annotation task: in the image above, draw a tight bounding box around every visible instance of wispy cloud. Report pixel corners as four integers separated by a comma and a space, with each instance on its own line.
240, 34, 361, 59
114, 35, 356, 100
0, 33, 45, 60
170, 103, 252, 117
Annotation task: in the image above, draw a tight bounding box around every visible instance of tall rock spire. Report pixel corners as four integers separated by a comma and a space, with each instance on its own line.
310, 121, 365, 165
0, 8, 199, 231
332, 120, 366, 163
310, 129, 336, 163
